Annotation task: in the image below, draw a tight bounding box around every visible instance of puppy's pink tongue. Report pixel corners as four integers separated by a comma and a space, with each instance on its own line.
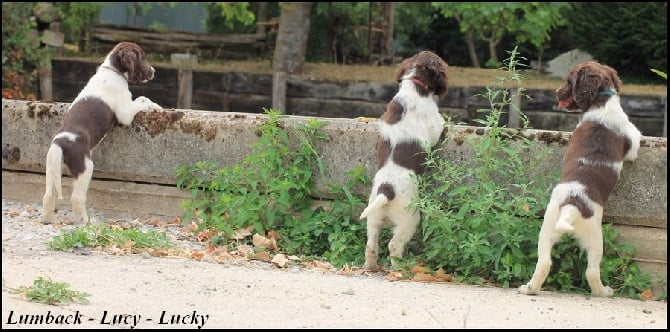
557, 97, 572, 109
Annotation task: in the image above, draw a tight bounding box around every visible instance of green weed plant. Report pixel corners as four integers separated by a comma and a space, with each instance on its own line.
176, 109, 369, 267
10, 277, 90, 305
48, 223, 173, 251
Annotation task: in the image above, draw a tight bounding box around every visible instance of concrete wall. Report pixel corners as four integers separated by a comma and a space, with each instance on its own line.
2, 99, 667, 287
50, 58, 668, 137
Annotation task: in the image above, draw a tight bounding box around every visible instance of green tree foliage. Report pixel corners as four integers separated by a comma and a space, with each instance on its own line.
432, 2, 568, 68
53, 2, 102, 52
307, 2, 370, 63
206, 2, 258, 34
562, 2, 667, 82
2, 2, 42, 100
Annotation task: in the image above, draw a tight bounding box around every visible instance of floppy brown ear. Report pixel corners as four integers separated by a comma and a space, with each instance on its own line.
395, 55, 415, 82
435, 61, 449, 98
604, 64, 622, 92
573, 67, 601, 111
120, 48, 139, 81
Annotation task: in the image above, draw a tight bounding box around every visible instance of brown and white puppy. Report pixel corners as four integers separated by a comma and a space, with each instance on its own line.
42, 41, 162, 224
518, 61, 642, 297
359, 51, 449, 270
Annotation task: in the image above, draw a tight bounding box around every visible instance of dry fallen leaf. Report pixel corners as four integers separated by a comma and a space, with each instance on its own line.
412, 273, 436, 282
410, 265, 428, 275
197, 229, 217, 242
191, 251, 205, 261
252, 233, 272, 248
232, 226, 253, 240
434, 268, 454, 282
150, 247, 169, 257
386, 271, 403, 281
251, 251, 272, 262
308, 260, 334, 271
271, 253, 289, 267
236, 244, 253, 257
640, 289, 654, 301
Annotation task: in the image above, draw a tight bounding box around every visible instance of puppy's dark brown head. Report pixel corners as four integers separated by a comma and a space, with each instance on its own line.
395, 51, 449, 99
108, 41, 156, 83
556, 61, 622, 112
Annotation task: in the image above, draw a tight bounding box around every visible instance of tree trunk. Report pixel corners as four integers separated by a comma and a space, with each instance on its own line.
464, 29, 480, 68
255, 2, 269, 36
488, 38, 500, 67
272, 2, 313, 112
382, 2, 394, 58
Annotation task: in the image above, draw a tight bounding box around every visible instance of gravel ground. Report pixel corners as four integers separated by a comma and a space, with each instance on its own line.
1, 198, 667, 329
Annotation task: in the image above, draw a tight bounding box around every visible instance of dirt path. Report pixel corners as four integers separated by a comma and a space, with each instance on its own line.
1, 199, 666, 329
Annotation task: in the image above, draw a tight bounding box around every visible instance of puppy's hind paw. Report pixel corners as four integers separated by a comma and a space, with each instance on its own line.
518, 284, 538, 296
592, 286, 614, 297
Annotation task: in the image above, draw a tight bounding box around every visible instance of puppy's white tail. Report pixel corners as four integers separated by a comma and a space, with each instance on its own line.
359, 194, 389, 219
555, 204, 580, 231
44, 144, 64, 200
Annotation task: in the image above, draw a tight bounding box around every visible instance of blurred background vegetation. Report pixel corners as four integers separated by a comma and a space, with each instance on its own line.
3, 2, 667, 100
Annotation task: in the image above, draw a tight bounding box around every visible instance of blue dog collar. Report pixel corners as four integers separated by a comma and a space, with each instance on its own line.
597, 89, 617, 96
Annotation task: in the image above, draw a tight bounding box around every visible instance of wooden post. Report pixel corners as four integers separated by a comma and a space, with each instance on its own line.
272, 71, 287, 113
38, 64, 53, 102
663, 94, 667, 137
508, 87, 521, 128
171, 53, 198, 109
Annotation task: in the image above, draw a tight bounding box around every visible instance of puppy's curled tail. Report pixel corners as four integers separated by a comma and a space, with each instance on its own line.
44, 144, 64, 200
359, 194, 389, 220
555, 204, 580, 231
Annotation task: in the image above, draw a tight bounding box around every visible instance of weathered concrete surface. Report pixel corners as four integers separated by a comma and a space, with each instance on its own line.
3, 99, 666, 226
2, 99, 667, 284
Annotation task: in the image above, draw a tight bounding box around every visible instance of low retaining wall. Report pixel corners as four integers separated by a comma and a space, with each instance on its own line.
2, 99, 667, 288
50, 58, 667, 137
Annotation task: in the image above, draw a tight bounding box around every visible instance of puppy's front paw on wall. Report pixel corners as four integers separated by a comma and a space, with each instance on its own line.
135, 96, 163, 111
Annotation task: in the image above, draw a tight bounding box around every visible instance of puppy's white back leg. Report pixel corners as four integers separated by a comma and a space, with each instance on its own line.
42, 144, 62, 224
71, 157, 94, 224
364, 213, 384, 270
519, 201, 562, 295
387, 211, 420, 269
574, 213, 613, 297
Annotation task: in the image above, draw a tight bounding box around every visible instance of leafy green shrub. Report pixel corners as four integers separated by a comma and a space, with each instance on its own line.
411, 47, 656, 299
10, 277, 90, 305
176, 109, 369, 267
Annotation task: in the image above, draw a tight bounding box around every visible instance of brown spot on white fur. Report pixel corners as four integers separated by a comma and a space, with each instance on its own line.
560, 121, 631, 209
53, 98, 117, 178
392, 141, 428, 175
